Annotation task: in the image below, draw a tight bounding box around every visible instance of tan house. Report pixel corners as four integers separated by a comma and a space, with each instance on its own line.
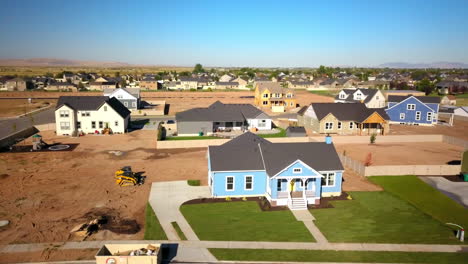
287, 81, 315, 89
178, 77, 198, 90
298, 103, 389, 135
254, 82, 296, 112
6, 78, 27, 91
47, 82, 78, 92
232, 77, 248, 89
383, 90, 425, 100
140, 77, 158, 90
215, 81, 239, 89
89, 81, 117, 91
440, 95, 456, 106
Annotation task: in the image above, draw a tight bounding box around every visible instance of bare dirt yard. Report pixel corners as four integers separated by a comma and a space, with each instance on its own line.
0, 130, 207, 245
388, 119, 468, 140
0, 248, 96, 264
335, 142, 464, 166
0, 90, 333, 116
342, 168, 382, 191
0, 99, 56, 118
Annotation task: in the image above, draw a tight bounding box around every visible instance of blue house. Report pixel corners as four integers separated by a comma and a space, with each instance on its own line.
207, 132, 344, 210
386, 95, 440, 126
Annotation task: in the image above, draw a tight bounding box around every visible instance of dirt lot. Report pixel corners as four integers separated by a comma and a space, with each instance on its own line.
0, 90, 333, 116
388, 119, 468, 140
342, 168, 382, 191
0, 248, 96, 264
0, 99, 56, 118
0, 130, 208, 245
335, 142, 464, 166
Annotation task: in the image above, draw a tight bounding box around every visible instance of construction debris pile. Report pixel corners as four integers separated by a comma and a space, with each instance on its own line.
113, 244, 159, 256
70, 216, 108, 240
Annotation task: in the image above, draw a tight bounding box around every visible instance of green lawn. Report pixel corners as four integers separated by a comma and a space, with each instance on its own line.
171, 221, 187, 240
369, 176, 468, 228
313, 191, 460, 244
180, 201, 315, 242
455, 93, 468, 106
144, 203, 168, 240
258, 127, 287, 138
209, 249, 468, 264
165, 136, 219, 140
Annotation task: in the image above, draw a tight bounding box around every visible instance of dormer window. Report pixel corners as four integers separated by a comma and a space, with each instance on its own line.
339, 93, 346, 99
293, 168, 302, 174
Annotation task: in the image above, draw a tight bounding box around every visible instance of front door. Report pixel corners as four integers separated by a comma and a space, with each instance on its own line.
290, 180, 296, 192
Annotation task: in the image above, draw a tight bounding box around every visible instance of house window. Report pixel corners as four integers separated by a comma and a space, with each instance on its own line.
339, 93, 345, 99
407, 104, 416, 110
60, 122, 70, 130
59, 110, 69, 118
290, 102, 294, 106
124, 102, 128, 107
263, 94, 268, 98
325, 122, 333, 130
427, 112, 433, 121
286, 93, 292, 98
349, 122, 354, 129
337, 122, 342, 130
226, 176, 234, 191
400, 113, 405, 120
91, 121, 96, 129
245, 176, 253, 190
99, 121, 103, 128
77, 121, 81, 129
415, 111, 421, 120
235, 122, 243, 127
104, 106, 108, 111
132, 102, 136, 107
277, 179, 284, 191
293, 168, 302, 174
115, 121, 119, 126
262, 101, 268, 105
376, 96, 379, 100
117, 95, 123, 99
85, 112, 90, 117
355, 94, 362, 100
258, 120, 266, 127
321, 172, 335, 187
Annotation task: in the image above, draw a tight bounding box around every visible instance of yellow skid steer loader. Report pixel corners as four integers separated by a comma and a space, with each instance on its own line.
115, 166, 146, 187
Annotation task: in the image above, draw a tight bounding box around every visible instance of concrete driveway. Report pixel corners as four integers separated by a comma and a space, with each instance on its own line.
420, 176, 468, 208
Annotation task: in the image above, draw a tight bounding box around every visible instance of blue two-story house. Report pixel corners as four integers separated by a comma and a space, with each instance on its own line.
385, 95, 440, 126
207, 132, 344, 210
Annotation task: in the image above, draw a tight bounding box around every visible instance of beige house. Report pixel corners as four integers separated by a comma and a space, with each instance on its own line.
287, 81, 315, 89
140, 78, 158, 90
6, 78, 27, 91
232, 77, 248, 89
55, 96, 130, 136
298, 103, 389, 135
215, 81, 239, 89
254, 82, 296, 112
89, 81, 117, 91
47, 82, 78, 92
440, 95, 456, 106
383, 90, 424, 100
178, 77, 198, 90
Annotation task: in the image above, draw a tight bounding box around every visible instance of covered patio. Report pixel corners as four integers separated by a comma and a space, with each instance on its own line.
269, 176, 323, 210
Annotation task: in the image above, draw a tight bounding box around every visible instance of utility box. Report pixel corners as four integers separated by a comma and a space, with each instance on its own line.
462, 151, 468, 182
95, 244, 162, 264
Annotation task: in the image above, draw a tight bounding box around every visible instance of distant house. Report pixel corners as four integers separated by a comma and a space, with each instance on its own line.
440, 95, 456, 106
232, 77, 248, 89
287, 81, 315, 89
207, 132, 344, 210
215, 82, 239, 90
140, 78, 158, 90
103, 88, 140, 110
89, 81, 117, 91
436, 81, 468, 95
318, 79, 339, 89
454, 107, 468, 118
335, 88, 386, 108
254, 82, 296, 112
383, 90, 425, 99
5, 78, 28, 91
358, 80, 390, 89
176, 101, 272, 136
55, 96, 131, 136
178, 77, 199, 90
47, 82, 78, 92
286, 126, 307, 137
385, 95, 440, 126
298, 103, 389, 135
219, 74, 235, 82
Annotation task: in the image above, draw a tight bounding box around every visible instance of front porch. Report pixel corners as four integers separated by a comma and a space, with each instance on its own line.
269, 177, 322, 210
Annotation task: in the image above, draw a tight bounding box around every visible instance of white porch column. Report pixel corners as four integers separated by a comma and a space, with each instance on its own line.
301, 178, 306, 198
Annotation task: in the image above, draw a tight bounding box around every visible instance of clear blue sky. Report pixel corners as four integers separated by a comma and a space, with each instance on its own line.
1, 0, 467, 67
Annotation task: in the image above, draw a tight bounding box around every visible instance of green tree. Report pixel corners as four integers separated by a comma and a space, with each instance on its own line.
416, 78, 435, 95
193, 64, 205, 74
114, 71, 121, 77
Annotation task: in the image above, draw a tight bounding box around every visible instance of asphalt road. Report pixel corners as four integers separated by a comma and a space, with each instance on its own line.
0, 108, 55, 140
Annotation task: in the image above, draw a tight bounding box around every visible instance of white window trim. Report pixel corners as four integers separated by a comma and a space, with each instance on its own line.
325, 122, 334, 130
407, 104, 416, 110
226, 176, 235, 191
322, 172, 336, 187
427, 112, 433, 121
415, 111, 421, 121
244, 175, 253, 191
337, 121, 342, 130
400, 113, 405, 120
293, 168, 302, 174
349, 122, 354, 129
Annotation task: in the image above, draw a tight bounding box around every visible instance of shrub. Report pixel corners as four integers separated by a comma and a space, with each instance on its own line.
242, 197, 247, 201
207, 87, 213, 92
190, 88, 197, 92
187, 180, 200, 186
370, 133, 377, 144
225, 197, 231, 201
364, 152, 373, 166
157, 123, 166, 141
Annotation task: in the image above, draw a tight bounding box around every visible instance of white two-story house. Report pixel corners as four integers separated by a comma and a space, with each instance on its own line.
55, 96, 131, 136
334, 88, 385, 108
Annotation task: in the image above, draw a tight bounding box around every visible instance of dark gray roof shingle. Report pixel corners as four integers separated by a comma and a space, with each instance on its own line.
56, 96, 130, 118
311, 103, 389, 122
387, 95, 440, 104
176, 101, 268, 122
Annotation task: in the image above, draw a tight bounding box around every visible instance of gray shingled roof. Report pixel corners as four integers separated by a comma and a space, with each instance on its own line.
311, 103, 389, 122
176, 101, 268, 122
387, 95, 440, 104
209, 132, 343, 174
56, 96, 130, 118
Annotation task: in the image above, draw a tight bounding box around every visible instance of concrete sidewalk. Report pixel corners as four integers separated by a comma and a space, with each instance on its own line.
292, 210, 328, 244
420, 176, 468, 208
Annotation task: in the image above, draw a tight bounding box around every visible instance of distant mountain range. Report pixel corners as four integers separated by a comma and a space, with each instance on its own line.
378, 62, 468, 69
0, 58, 133, 67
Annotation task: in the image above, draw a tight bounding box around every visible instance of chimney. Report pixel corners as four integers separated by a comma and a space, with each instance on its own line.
325, 133, 332, 144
